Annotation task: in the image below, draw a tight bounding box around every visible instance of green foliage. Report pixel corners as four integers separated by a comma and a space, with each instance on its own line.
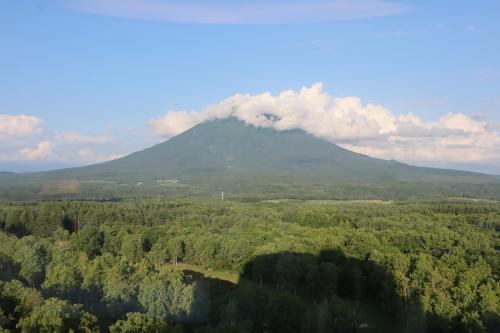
120, 233, 146, 263
109, 312, 179, 333
77, 224, 104, 258
13, 237, 50, 287
0, 279, 43, 327
0, 199, 498, 332
17, 297, 98, 333
138, 268, 194, 322
42, 248, 82, 297
102, 259, 136, 304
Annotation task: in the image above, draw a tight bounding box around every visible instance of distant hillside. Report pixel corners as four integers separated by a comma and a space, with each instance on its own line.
1, 118, 499, 200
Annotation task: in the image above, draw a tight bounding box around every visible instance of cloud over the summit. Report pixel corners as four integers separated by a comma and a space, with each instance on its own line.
150, 83, 500, 164
150, 111, 208, 138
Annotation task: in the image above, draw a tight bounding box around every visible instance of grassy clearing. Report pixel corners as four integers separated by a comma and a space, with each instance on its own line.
303, 199, 393, 205
172, 263, 240, 284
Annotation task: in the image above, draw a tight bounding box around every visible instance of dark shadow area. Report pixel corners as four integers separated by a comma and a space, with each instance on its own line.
201, 249, 417, 333
1, 248, 499, 332
195, 250, 499, 333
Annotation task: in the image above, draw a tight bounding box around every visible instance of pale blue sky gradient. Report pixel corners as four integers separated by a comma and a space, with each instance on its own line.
1, 0, 499, 172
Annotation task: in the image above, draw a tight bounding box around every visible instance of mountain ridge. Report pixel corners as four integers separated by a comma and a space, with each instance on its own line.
1, 118, 499, 200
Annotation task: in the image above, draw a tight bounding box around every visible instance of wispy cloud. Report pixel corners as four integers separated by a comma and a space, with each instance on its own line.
478, 69, 500, 80
463, 24, 478, 32
375, 28, 405, 38
57, 0, 410, 24
294, 39, 322, 47
54, 132, 113, 144
78, 148, 125, 162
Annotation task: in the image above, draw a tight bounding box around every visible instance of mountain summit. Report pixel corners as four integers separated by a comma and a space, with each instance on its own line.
1, 118, 498, 199
49, 118, 493, 181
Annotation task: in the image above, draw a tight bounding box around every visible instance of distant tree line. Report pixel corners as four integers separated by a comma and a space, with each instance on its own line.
2, 177, 500, 202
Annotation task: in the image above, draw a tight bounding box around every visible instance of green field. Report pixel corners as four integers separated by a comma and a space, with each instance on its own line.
172, 263, 240, 284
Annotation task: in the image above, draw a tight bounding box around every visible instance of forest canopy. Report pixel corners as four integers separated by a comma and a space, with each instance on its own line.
0, 199, 498, 332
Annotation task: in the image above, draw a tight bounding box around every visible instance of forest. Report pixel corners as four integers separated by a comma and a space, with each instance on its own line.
0, 198, 498, 332
2, 178, 500, 202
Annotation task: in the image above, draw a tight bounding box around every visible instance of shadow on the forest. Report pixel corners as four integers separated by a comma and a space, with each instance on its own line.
203, 249, 423, 333
194, 249, 498, 333
8, 248, 494, 333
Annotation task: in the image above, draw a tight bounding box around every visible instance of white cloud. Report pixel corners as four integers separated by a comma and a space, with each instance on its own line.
150, 82, 500, 165
55, 132, 113, 144
0, 113, 125, 165
58, 0, 409, 24
439, 113, 486, 134
150, 111, 209, 138
19, 141, 54, 160
78, 148, 125, 162
0, 114, 43, 137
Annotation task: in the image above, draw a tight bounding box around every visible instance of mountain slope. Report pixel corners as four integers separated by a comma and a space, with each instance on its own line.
1, 118, 499, 199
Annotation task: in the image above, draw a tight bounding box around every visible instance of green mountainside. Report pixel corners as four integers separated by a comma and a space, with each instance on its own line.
1, 118, 499, 200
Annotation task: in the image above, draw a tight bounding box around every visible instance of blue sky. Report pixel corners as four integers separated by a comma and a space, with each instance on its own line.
1, 0, 500, 173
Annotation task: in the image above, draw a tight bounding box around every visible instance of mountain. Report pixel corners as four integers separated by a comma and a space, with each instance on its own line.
1, 118, 499, 200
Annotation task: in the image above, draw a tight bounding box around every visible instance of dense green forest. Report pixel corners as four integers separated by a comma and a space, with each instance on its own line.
0, 199, 498, 332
